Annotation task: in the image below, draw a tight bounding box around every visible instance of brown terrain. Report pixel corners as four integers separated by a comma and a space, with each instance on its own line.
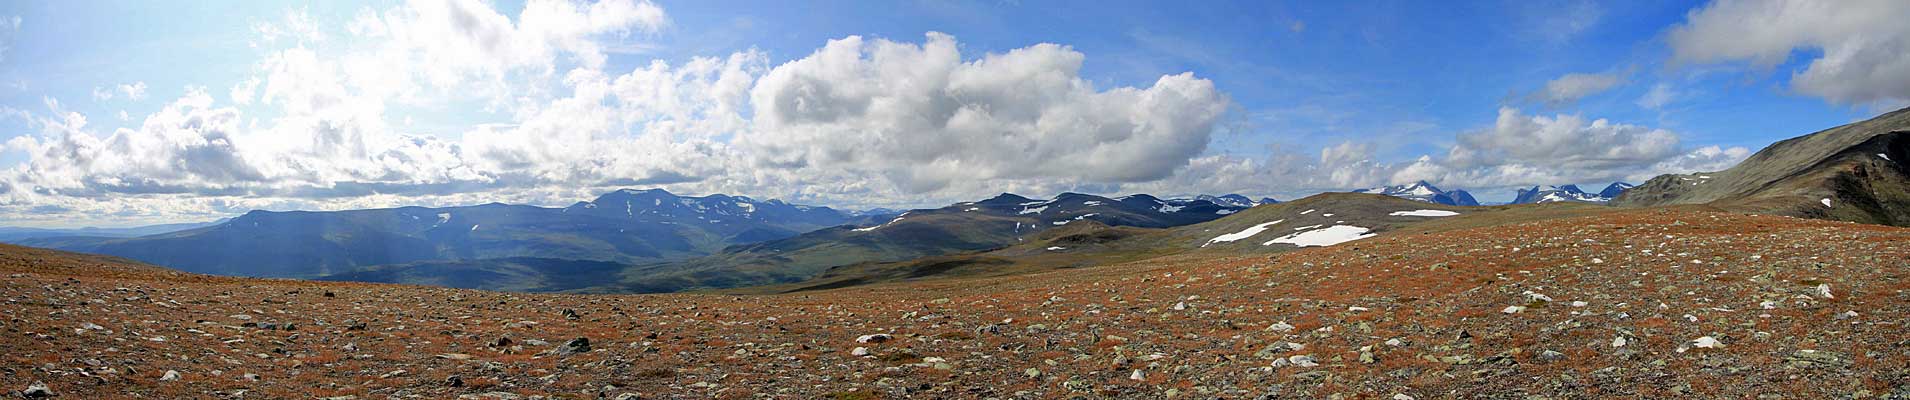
3, 208, 1908, 399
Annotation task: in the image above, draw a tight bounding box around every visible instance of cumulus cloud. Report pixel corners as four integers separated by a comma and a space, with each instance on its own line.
1534, 72, 1623, 106
1668, 0, 1910, 105
1135, 108, 1749, 199
0, 2, 1231, 225
741, 33, 1229, 192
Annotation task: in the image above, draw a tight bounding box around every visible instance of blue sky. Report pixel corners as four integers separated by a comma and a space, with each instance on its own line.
0, 0, 1905, 227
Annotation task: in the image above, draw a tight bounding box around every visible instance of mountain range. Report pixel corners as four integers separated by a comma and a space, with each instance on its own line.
352, 191, 1260, 292
1511, 182, 1634, 204
1353, 180, 1480, 206
21, 189, 871, 278
0, 220, 226, 243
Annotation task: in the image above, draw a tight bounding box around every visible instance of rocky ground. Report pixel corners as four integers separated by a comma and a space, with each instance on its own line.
3, 209, 1908, 399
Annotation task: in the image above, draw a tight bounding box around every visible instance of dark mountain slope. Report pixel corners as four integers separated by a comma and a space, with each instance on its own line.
1615, 107, 1910, 226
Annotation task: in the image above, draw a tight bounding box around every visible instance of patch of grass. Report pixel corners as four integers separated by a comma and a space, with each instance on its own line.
825, 391, 880, 400
876, 350, 922, 364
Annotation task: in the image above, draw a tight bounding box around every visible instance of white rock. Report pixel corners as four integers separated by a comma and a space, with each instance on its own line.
1691, 336, 1721, 349
1129, 370, 1146, 381
850, 347, 870, 357
160, 370, 181, 381
1393, 395, 1416, 400
1570, 301, 1588, 307
1815, 283, 1834, 299
1612, 336, 1628, 347
1287, 355, 1319, 367
1502, 306, 1525, 314
1266, 321, 1295, 332
855, 334, 892, 344
1522, 291, 1554, 302
1347, 306, 1370, 312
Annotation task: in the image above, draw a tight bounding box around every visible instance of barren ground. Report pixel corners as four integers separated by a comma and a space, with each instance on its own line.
3, 209, 1908, 399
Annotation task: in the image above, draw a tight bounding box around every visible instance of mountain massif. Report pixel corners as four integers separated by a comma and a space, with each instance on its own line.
23, 189, 868, 278
1511, 182, 1633, 204
354, 192, 1260, 293
1616, 106, 1910, 226
1353, 181, 1480, 206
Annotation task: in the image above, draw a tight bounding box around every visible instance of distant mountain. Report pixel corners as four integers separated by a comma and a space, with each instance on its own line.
1190, 194, 1270, 208
1598, 182, 1635, 199
1617, 106, 1910, 226
27, 189, 856, 278
849, 207, 903, 217
1353, 181, 1480, 206
569, 192, 1255, 293
1511, 182, 1634, 204
0, 219, 226, 243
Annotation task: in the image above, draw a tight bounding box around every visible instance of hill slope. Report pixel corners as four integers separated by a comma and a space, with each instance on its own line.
583, 192, 1251, 292
1615, 106, 1910, 226
756, 193, 1625, 293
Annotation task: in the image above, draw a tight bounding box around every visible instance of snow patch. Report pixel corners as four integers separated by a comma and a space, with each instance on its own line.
1203, 220, 1284, 247
1216, 209, 1236, 215
854, 216, 905, 232
1389, 210, 1459, 217
1881, 153, 1892, 161
1157, 204, 1184, 213
1821, 198, 1833, 208
1300, 209, 1316, 215
1263, 225, 1375, 247
1046, 246, 1066, 251
1018, 206, 1047, 215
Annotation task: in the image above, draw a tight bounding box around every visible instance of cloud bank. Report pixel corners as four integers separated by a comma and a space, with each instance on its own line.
0, 0, 1796, 225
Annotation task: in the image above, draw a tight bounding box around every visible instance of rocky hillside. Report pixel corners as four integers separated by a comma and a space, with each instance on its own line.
3, 208, 1906, 399
1615, 107, 1910, 226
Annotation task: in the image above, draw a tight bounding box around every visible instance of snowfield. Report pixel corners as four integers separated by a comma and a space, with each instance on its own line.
1203, 220, 1284, 247
1390, 210, 1460, 217
854, 216, 905, 232
1263, 225, 1376, 247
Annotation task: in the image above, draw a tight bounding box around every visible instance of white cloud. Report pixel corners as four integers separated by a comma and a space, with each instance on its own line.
1636, 83, 1683, 110
742, 32, 1229, 192
90, 82, 148, 102
0, 2, 1231, 225
1535, 72, 1623, 106
118, 82, 147, 101
0, 15, 18, 63
1134, 107, 1749, 199
1668, 0, 1910, 105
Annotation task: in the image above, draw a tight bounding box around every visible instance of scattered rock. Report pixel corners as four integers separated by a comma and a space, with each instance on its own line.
22, 381, 53, 398
549, 337, 591, 356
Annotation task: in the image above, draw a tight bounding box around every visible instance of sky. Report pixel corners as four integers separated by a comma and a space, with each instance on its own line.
1, 0, 1907, 228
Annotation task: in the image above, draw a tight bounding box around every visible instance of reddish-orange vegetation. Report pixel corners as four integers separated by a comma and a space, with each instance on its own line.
1, 209, 1907, 398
